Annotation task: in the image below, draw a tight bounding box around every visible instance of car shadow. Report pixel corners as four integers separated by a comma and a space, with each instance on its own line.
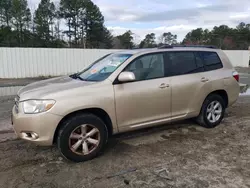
105, 119, 199, 150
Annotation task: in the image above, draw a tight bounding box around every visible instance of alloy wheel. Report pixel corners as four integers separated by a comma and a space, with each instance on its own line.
69, 124, 100, 155
206, 101, 222, 123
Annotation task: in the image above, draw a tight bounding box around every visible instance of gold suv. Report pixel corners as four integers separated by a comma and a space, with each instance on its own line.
12, 45, 240, 162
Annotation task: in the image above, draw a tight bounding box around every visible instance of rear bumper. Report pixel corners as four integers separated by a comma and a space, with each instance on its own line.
239, 83, 248, 93
12, 107, 62, 146
227, 83, 241, 107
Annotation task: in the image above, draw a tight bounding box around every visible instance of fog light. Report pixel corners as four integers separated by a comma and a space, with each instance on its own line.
21, 132, 39, 140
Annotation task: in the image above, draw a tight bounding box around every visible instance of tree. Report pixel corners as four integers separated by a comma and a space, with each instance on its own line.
116, 30, 134, 49
75, 0, 112, 48
34, 0, 56, 45
59, 0, 84, 46
182, 24, 250, 50
11, 0, 31, 46
160, 32, 177, 45
0, 26, 13, 46
53, 3, 63, 41
139, 33, 156, 48
113, 37, 122, 49
83, 0, 105, 48
234, 22, 250, 50
54, 13, 61, 41
0, 0, 12, 27
210, 25, 235, 49
1, 0, 250, 50
100, 27, 113, 49
183, 28, 209, 45
59, 0, 112, 48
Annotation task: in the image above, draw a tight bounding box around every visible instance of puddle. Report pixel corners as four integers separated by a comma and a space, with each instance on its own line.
0, 86, 22, 97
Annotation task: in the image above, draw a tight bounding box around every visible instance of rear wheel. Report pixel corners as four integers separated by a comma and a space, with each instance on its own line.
57, 113, 108, 162
196, 94, 225, 128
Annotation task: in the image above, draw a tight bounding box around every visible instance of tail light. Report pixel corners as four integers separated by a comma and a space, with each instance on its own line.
232, 71, 239, 82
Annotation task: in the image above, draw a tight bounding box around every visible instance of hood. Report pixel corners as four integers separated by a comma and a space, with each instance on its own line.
18, 76, 97, 100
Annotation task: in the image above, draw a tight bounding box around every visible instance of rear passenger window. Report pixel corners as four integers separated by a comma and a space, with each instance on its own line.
165, 52, 201, 76
199, 52, 223, 71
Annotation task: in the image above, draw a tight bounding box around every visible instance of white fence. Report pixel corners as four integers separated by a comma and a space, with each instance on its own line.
224, 50, 250, 68
0, 48, 249, 78
0, 48, 119, 78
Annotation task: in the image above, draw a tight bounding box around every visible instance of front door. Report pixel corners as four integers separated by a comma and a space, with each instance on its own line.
114, 52, 171, 129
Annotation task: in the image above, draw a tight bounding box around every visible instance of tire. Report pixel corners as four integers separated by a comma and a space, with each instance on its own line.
57, 113, 108, 162
196, 94, 225, 128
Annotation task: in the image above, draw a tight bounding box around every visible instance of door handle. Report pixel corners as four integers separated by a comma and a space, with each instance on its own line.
201, 77, 209, 82
159, 83, 169, 89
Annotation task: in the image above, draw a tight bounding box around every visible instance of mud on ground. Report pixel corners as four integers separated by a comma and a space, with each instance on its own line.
0, 96, 250, 188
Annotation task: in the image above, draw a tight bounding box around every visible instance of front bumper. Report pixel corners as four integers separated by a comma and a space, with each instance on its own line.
12, 107, 63, 146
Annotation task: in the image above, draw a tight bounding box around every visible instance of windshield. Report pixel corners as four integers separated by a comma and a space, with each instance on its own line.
77, 53, 132, 82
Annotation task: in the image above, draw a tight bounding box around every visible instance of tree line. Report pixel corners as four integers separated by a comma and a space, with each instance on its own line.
137, 22, 250, 50
0, 0, 113, 48
183, 23, 250, 50
0, 0, 250, 50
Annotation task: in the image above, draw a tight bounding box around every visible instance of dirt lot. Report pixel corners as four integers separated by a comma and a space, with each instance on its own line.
0, 95, 250, 188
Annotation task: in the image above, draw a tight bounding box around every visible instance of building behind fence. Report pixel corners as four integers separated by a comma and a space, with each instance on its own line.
0, 48, 249, 78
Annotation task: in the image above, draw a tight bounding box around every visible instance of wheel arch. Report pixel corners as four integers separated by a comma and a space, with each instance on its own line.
53, 108, 113, 144
195, 89, 228, 128
203, 90, 229, 108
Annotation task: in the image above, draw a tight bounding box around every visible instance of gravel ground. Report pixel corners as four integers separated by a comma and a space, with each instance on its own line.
0, 96, 14, 134
0, 95, 250, 188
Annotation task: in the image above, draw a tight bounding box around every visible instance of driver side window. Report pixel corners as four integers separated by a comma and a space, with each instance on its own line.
124, 53, 165, 81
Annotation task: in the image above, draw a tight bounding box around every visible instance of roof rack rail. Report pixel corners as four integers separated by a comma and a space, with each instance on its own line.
131, 47, 140, 49
158, 44, 173, 49
158, 44, 218, 49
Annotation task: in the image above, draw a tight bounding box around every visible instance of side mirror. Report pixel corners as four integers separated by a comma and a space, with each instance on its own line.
118, 71, 136, 82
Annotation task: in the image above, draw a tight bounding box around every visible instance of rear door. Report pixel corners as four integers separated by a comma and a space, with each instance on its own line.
197, 51, 224, 85
165, 51, 206, 119
197, 51, 235, 103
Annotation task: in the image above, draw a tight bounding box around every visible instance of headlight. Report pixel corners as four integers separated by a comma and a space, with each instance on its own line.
22, 100, 56, 114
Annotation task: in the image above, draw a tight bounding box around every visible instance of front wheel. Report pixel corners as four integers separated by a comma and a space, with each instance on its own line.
196, 94, 225, 128
57, 113, 108, 162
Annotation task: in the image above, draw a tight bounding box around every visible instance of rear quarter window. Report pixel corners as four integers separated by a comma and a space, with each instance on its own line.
199, 51, 223, 71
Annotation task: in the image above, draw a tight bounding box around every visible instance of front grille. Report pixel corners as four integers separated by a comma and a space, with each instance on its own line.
14, 96, 20, 113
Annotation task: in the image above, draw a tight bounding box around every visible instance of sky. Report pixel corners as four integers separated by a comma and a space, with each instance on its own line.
29, 0, 250, 43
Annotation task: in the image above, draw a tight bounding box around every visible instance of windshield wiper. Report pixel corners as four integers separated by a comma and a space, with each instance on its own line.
70, 73, 87, 81
69, 73, 78, 78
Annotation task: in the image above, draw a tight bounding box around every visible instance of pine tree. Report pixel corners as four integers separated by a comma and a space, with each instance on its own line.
101, 27, 113, 49
117, 30, 134, 49
139, 33, 157, 48
34, 0, 55, 45
11, 0, 31, 46
82, 0, 113, 48
0, 0, 12, 27
59, 0, 112, 48
59, 0, 83, 46
83, 0, 103, 48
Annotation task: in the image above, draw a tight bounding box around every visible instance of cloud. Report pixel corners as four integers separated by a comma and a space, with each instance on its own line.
100, 0, 250, 42
29, 0, 250, 42
135, 4, 233, 22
